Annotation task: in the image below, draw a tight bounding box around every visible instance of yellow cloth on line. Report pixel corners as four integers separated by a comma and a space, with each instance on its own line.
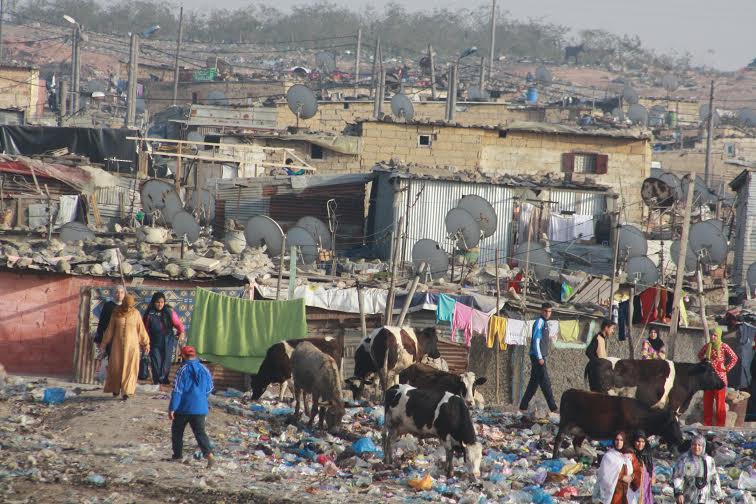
680, 298, 689, 327
487, 316, 507, 350
558, 320, 580, 343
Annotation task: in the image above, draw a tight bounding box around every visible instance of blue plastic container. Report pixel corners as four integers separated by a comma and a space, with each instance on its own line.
526, 87, 538, 104
43, 387, 66, 405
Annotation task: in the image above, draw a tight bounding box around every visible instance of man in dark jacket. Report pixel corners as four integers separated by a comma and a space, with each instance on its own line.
94, 285, 126, 355
168, 346, 215, 468
519, 302, 558, 413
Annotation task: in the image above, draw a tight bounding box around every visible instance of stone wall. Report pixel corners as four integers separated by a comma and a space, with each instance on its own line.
144, 80, 289, 114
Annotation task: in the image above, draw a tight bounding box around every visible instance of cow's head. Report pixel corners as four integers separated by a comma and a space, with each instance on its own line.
345, 376, 374, 401
660, 410, 683, 448
324, 401, 345, 431
464, 442, 483, 480
249, 375, 267, 401
459, 372, 487, 406
417, 327, 441, 359
690, 361, 726, 391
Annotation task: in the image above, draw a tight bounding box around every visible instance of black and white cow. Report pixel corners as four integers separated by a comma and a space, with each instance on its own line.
384, 384, 483, 479
398, 363, 487, 406
585, 358, 725, 413
250, 337, 342, 401
346, 326, 441, 400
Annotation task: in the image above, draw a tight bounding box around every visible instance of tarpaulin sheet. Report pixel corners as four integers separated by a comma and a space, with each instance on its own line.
0, 126, 138, 169
258, 284, 387, 315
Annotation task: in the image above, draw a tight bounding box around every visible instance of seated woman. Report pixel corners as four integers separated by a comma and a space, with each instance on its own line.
641, 328, 666, 360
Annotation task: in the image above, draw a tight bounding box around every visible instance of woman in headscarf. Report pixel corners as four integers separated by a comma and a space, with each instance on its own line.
627, 431, 654, 504
593, 432, 635, 504
641, 328, 666, 360
94, 285, 126, 354
99, 294, 150, 400
143, 292, 185, 385
697, 327, 738, 426
672, 435, 725, 504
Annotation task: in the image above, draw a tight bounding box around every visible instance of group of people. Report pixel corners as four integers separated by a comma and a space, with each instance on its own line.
93, 285, 215, 467
595, 431, 724, 504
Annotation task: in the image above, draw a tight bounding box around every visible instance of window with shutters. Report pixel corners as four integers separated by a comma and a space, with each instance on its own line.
562, 152, 608, 174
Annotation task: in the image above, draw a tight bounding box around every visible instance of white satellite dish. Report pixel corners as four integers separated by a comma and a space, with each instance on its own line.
411, 239, 449, 278
244, 215, 284, 257
445, 207, 481, 250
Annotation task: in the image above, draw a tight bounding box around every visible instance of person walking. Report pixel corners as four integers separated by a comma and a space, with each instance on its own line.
99, 294, 150, 400
169, 346, 215, 468
593, 432, 636, 504
519, 302, 558, 413
641, 328, 666, 360
672, 435, 725, 504
143, 292, 185, 385
697, 327, 737, 426
94, 285, 126, 354
586, 319, 617, 361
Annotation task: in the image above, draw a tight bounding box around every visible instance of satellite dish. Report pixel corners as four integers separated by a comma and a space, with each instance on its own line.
286, 226, 318, 264
467, 85, 490, 102
658, 172, 682, 201
703, 219, 724, 233
296, 216, 332, 249
187, 189, 216, 224
207, 91, 226, 105
445, 207, 481, 250
699, 104, 720, 126
689, 221, 727, 265
171, 210, 201, 243
513, 243, 551, 281
628, 104, 648, 125
747, 262, 756, 291
390, 93, 415, 120
59, 221, 95, 243
140, 179, 181, 223
286, 84, 318, 119
625, 256, 659, 287
458, 194, 497, 238
662, 74, 678, 92
411, 239, 449, 278
670, 240, 698, 274
641, 177, 676, 207
623, 85, 639, 105
161, 190, 184, 222
244, 215, 284, 257
535, 65, 553, 84
617, 225, 647, 258
738, 108, 756, 126
314, 51, 336, 74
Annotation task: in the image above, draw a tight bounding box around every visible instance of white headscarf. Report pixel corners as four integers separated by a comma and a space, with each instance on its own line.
594, 441, 634, 504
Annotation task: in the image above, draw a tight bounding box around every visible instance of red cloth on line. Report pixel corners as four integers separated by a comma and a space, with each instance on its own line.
639, 287, 658, 324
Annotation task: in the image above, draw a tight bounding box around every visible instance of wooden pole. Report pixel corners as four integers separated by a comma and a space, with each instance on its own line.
288, 245, 297, 300
627, 284, 635, 359
488, 0, 496, 78
171, 6, 184, 106
494, 247, 501, 404
384, 216, 404, 325
704, 80, 715, 187
353, 28, 361, 97
428, 44, 436, 100
175, 144, 182, 190
608, 209, 621, 314
667, 170, 696, 359
517, 214, 533, 404
275, 235, 287, 300
370, 35, 380, 99
397, 262, 425, 327
696, 262, 710, 343
357, 282, 367, 340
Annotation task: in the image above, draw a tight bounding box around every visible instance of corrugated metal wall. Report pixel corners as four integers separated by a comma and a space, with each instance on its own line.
93, 176, 141, 224
735, 174, 756, 288
548, 188, 607, 215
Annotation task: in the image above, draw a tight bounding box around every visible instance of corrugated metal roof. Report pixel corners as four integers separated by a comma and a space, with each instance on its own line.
569, 277, 614, 305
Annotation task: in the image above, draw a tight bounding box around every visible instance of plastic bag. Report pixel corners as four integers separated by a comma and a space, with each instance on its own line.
43, 387, 66, 405
138, 353, 150, 381
352, 437, 377, 454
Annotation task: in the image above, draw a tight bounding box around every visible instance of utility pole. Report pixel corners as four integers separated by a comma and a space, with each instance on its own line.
704, 80, 715, 187
58, 80, 68, 120
70, 24, 81, 114
445, 64, 453, 120
353, 28, 361, 97
171, 6, 183, 106
126, 33, 138, 127
667, 170, 696, 359
370, 35, 380, 99
488, 0, 496, 79
608, 208, 621, 317
479, 56, 486, 90
0, 0, 5, 62
373, 70, 385, 119
449, 64, 457, 121
428, 44, 436, 100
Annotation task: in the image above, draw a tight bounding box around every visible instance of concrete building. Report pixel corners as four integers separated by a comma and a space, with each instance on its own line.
729, 167, 756, 291
0, 65, 42, 120
143, 80, 289, 115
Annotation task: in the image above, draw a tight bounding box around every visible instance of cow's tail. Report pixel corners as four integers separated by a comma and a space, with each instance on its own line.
583, 363, 590, 389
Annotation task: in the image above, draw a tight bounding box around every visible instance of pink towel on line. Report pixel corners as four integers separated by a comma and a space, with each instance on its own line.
469, 309, 490, 347
451, 303, 473, 345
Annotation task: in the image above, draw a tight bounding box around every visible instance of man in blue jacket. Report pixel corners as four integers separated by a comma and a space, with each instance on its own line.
519, 302, 558, 414
169, 346, 215, 468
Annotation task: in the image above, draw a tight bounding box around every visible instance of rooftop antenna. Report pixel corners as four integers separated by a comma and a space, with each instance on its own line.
244, 215, 285, 257
286, 84, 318, 129
390, 93, 414, 120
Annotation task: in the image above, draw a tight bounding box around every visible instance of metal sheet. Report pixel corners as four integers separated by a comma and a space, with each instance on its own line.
188, 104, 277, 130
734, 173, 756, 287
548, 188, 607, 215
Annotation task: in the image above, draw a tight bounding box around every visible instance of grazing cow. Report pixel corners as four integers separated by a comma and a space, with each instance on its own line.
291, 341, 345, 430
585, 358, 725, 413
564, 43, 585, 64
398, 363, 487, 406
384, 384, 482, 479
553, 389, 683, 459
250, 337, 341, 401
347, 326, 441, 399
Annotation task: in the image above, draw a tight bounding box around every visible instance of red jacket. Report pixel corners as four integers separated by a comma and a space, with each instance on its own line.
698, 342, 738, 386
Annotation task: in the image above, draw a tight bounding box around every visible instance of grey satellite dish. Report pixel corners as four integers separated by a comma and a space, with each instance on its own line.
703, 219, 724, 233
658, 172, 682, 201
467, 85, 490, 102
140, 179, 179, 222
689, 221, 727, 265
738, 108, 756, 127
617, 225, 647, 258
458, 194, 497, 238
135, 98, 145, 114
681, 175, 717, 206
612, 107, 624, 121
628, 104, 648, 125
445, 207, 481, 250
625, 256, 659, 287
244, 215, 284, 257
296, 216, 332, 249
314, 51, 336, 74
747, 262, 756, 291
661, 74, 678, 92
286, 226, 318, 264
670, 240, 698, 274
623, 84, 639, 105
286, 84, 318, 120
411, 238, 449, 278
161, 190, 184, 222
513, 243, 551, 281
535, 65, 553, 84
699, 104, 720, 126
59, 221, 95, 243
187, 189, 216, 223
207, 91, 226, 105
390, 93, 415, 120
171, 210, 201, 243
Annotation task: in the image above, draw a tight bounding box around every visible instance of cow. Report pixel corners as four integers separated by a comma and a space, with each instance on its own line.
346, 326, 441, 400
564, 43, 585, 64
291, 341, 345, 431
398, 363, 487, 407
249, 337, 342, 401
553, 389, 683, 459
585, 358, 725, 413
384, 384, 483, 479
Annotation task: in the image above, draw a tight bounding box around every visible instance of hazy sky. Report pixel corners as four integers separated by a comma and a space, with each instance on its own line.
180, 0, 754, 70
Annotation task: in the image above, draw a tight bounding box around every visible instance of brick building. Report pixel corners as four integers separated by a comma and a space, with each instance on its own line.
0, 65, 42, 121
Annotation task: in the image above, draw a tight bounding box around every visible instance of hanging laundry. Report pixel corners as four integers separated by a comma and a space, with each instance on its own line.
436, 293, 456, 325
617, 300, 630, 341
470, 309, 490, 339
547, 320, 560, 342
737, 323, 756, 388
487, 316, 507, 350
638, 287, 659, 324
561, 282, 575, 302
548, 214, 573, 242
572, 214, 594, 240
657, 289, 670, 323
451, 303, 473, 344
558, 320, 581, 343
505, 318, 527, 345
679, 297, 689, 327
519, 203, 535, 240
511, 272, 524, 294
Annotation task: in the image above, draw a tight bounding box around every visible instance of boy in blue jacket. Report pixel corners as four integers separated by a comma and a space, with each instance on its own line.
169, 346, 215, 468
